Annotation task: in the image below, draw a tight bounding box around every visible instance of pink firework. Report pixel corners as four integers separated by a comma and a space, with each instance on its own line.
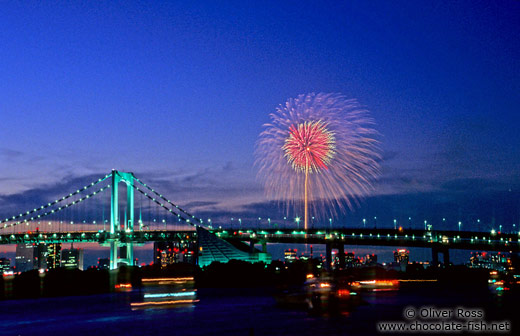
283, 121, 335, 172
255, 93, 380, 225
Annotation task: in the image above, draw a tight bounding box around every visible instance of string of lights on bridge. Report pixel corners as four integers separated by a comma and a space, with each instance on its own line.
130, 181, 205, 228
1, 185, 112, 230
131, 174, 205, 226
0, 174, 110, 228
0, 170, 515, 236
0, 172, 206, 232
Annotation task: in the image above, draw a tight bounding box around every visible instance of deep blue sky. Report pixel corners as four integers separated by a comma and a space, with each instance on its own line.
1, 0, 520, 233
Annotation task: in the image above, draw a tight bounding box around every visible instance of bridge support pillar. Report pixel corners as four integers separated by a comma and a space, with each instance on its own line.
127, 242, 134, 265
443, 248, 450, 266
261, 241, 267, 253
109, 170, 136, 270
337, 244, 345, 269
432, 246, 450, 267
250, 240, 255, 253
325, 243, 332, 270
432, 247, 439, 267
110, 241, 118, 270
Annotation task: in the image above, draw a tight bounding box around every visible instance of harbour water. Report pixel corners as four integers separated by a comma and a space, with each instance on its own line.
1, 282, 518, 336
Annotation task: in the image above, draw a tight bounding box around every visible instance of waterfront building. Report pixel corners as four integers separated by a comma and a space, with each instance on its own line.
61, 244, 84, 270
0, 257, 11, 274
345, 252, 357, 267
468, 252, 512, 273
153, 241, 193, 267
284, 249, 297, 263
393, 249, 410, 271
364, 254, 378, 266
98, 258, 110, 270
46, 243, 61, 269
15, 243, 48, 272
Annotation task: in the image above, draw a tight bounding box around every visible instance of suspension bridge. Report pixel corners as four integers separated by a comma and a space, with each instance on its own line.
1, 170, 519, 270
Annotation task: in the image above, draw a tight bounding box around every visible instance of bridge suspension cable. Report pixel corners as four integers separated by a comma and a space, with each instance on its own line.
120, 172, 206, 227
129, 183, 204, 228
0, 173, 110, 227
0, 174, 111, 230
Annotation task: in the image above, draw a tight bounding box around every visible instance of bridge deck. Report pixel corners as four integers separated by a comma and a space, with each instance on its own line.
1, 227, 518, 252
0, 230, 196, 245
211, 228, 520, 252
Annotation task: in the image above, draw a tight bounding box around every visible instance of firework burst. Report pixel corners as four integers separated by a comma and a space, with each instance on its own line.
255, 93, 380, 229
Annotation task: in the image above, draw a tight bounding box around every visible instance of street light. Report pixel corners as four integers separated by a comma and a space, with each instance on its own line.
424, 220, 427, 230
374, 216, 377, 229
458, 221, 462, 232
329, 218, 332, 230
238, 218, 242, 229
295, 217, 301, 229
363, 218, 366, 228
393, 219, 397, 230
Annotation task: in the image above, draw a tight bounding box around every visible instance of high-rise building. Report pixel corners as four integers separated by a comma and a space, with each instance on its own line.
154, 242, 176, 267
153, 241, 194, 267
61, 244, 84, 270
284, 249, 297, 263
15, 243, 47, 272
345, 252, 358, 267
393, 249, 410, 271
468, 252, 511, 273
0, 257, 11, 274
15, 244, 35, 272
98, 258, 110, 270
46, 243, 61, 269
364, 254, 378, 266
394, 249, 410, 263
36, 244, 48, 270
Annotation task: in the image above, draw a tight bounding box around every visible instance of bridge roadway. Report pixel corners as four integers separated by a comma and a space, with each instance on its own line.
2, 227, 518, 267
210, 227, 520, 253
2, 227, 518, 252
0, 230, 196, 245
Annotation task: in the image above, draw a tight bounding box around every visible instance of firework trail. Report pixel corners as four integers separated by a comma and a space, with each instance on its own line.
255, 93, 380, 229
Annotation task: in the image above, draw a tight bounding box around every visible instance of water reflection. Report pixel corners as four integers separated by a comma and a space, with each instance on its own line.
131, 277, 198, 310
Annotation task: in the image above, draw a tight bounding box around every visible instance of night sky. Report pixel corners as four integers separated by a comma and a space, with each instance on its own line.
1, 1, 519, 263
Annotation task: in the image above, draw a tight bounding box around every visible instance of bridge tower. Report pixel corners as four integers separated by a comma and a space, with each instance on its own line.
109, 170, 136, 270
